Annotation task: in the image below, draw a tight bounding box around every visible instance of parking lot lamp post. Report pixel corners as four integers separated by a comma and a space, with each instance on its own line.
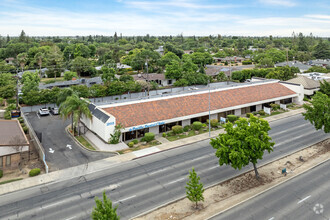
208, 80, 211, 137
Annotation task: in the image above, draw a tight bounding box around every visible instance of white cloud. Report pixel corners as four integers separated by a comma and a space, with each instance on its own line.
305, 14, 330, 20
258, 0, 296, 7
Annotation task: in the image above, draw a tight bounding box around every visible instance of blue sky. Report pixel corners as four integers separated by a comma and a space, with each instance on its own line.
0, 0, 329, 36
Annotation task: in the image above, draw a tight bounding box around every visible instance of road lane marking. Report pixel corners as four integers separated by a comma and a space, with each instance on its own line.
192, 155, 209, 161
166, 178, 185, 185
114, 195, 136, 204
149, 168, 168, 175
274, 131, 316, 148
207, 165, 219, 170
271, 123, 308, 137
298, 195, 311, 204
65, 216, 76, 220
268, 217, 275, 220
42, 200, 66, 209
36, 112, 40, 119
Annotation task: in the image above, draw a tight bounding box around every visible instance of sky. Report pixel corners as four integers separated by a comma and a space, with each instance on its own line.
0, 0, 330, 37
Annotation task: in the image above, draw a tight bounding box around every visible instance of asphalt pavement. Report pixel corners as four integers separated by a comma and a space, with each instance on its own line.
24, 111, 115, 171
210, 160, 330, 220
0, 115, 328, 220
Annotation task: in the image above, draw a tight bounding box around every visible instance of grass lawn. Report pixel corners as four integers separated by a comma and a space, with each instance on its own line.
0, 178, 23, 185
76, 136, 96, 151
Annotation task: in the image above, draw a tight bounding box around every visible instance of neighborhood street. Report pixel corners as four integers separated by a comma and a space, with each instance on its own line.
210, 160, 330, 220
0, 115, 328, 220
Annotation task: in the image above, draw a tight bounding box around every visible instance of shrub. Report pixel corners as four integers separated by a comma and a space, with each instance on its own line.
227, 115, 238, 123
246, 113, 253, 118
210, 119, 218, 127
242, 59, 252, 65
202, 123, 207, 128
22, 126, 28, 134
132, 139, 138, 144
270, 103, 280, 111
29, 168, 41, 177
143, 132, 155, 142
172, 125, 183, 134
258, 110, 266, 116
183, 125, 190, 132
19, 118, 24, 124
0, 170, 3, 178
192, 121, 202, 131
4, 110, 11, 120
162, 132, 166, 137
128, 142, 134, 148
64, 71, 78, 80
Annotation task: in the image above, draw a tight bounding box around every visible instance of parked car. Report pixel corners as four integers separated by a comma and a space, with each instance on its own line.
50, 107, 59, 115
38, 108, 49, 116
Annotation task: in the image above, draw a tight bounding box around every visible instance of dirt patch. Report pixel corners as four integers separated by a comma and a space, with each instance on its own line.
135, 139, 330, 220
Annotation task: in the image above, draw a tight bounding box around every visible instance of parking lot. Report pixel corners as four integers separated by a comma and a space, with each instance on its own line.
24, 111, 115, 171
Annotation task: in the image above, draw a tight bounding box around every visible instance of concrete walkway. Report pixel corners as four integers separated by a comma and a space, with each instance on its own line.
0, 108, 306, 196
84, 130, 127, 151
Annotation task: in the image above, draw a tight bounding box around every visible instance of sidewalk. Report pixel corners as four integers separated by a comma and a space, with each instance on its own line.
0, 108, 306, 196
84, 130, 127, 151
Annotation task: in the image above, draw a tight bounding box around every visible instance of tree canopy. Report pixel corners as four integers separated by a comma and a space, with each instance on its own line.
91, 191, 120, 220
210, 115, 274, 179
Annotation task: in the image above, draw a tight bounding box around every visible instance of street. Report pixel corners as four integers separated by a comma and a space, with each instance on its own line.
0, 115, 328, 220
210, 160, 330, 220
24, 112, 115, 171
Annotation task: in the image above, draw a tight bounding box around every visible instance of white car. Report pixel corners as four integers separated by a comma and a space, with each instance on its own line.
50, 107, 59, 115
38, 108, 50, 116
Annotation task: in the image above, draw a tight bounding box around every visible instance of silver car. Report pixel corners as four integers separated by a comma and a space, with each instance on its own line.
50, 107, 59, 115
38, 108, 49, 116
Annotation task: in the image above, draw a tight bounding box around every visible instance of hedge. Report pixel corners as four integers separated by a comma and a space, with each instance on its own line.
4, 110, 11, 120
0, 170, 3, 178
183, 125, 190, 132
29, 168, 41, 177
246, 113, 253, 118
210, 119, 218, 127
258, 110, 266, 116
128, 142, 134, 148
172, 125, 183, 134
227, 115, 238, 123
270, 103, 280, 110
142, 132, 155, 142
192, 121, 202, 131
22, 126, 28, 134
132, 139, 138, 144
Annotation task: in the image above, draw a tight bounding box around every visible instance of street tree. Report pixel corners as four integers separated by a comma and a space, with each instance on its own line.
210, 115, 275, 179
303, 92, 330, 133
185, 167, 205, 209
320, 80, 330, 97
101, 67, 116, 84
92, 191, 119, 220
70, 56, 92, 77
34, 52, 44, 78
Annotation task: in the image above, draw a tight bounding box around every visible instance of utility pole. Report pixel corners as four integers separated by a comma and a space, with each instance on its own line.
208, 80, 211, 137
286, 48, 289, 66
145, 58, 149, 97
16, 68, 19, 110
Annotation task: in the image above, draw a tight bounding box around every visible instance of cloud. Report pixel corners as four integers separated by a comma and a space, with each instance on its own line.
305, 14, 330, 20
258, 0, 296, 7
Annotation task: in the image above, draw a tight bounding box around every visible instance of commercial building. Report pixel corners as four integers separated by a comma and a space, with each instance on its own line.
81, 80, 303, 143
0, 120, 29, 171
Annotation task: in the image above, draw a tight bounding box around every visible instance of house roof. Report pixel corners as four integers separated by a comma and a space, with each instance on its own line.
0, 120, 29, 146
286, 76, 320, 89
102, 83, 296, 128
89, 103, 110, 123
133, 73, 166, 81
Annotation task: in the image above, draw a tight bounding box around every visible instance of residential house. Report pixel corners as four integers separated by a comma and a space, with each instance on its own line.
5, 57, 15, 65
133, 73, 175, 87
155, 46, 164, 56
286, 75, 320, 96
275, 61, 311, 73
0, 120, 29, 171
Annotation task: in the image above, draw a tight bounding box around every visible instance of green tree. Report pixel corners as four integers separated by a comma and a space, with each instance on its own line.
313, 40, 330, 59
59, 95, 92, 136
159, 51, 180, 68
101, 67, 117, 83
64, 71, 78, 80
34, 52, 44, 78
17, 52, 28, 72
119, 74, 134, 82
165, 60, 182, 80
216, 71, 227, 82
185, 167, 205, 209
210, 116, 275, 179
46, 45, 64, 79
21, 71, 40, 84
92, 191, 119, 220
70, 56, 92, 77
320, 80, 330, 97
303, 92, 330, 133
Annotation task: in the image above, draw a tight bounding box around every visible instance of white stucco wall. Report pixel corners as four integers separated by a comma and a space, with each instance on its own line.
210, 114, 217, 120
234, 109, 241, 116
256, 104, 262, 111
280, 82, 304, 105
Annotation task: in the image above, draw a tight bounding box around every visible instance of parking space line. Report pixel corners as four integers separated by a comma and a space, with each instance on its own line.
36, 112, 40, 119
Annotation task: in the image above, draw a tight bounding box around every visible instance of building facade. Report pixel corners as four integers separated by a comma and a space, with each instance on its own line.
81, 80, 303, 143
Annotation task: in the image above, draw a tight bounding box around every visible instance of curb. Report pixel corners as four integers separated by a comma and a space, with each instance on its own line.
131, 138, 328, 220
65, 125, 119, 155
205, 157, 330, 220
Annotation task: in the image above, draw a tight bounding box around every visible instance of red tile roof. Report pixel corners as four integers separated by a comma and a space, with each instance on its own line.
102, 83, 296, 128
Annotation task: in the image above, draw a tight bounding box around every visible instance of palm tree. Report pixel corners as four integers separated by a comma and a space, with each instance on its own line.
17, 52, 28, 72
34, 52, 44, 79
59, 95, 92, 136
56, 88, 75, 107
